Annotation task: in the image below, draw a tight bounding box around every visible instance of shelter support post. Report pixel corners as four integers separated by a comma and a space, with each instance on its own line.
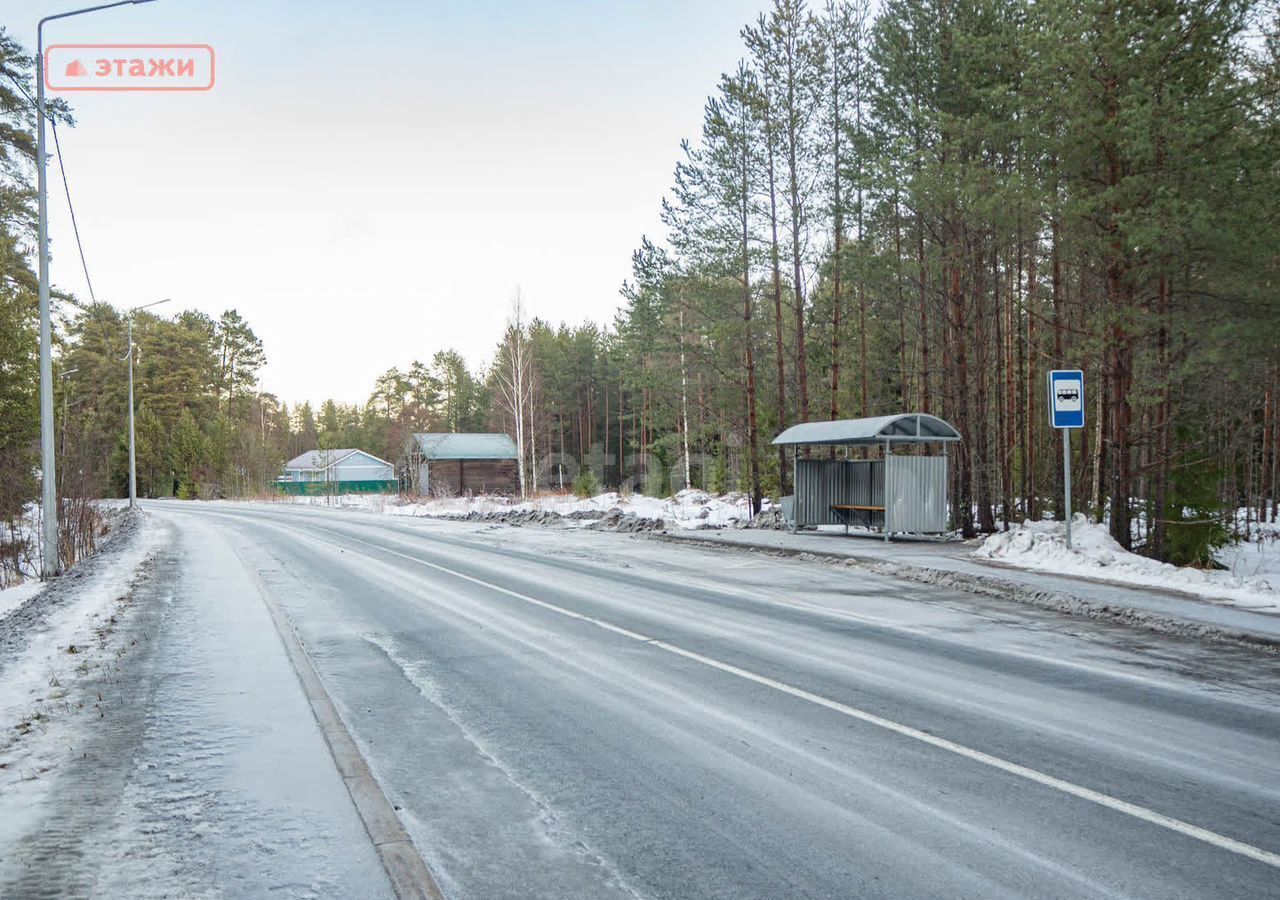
791, 445, 799, 533
884, 437, 891, 543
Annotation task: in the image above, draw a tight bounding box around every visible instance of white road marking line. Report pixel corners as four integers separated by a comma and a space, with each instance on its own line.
328, 528, 1280, 871
182, 508, 1276, 868
162, 505, 1277, 708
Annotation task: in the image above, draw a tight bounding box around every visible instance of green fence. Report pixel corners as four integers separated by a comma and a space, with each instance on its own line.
276, 480, 399, 496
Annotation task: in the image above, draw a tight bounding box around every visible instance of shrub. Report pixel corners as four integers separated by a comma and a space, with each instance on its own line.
572, 467, 600, 499
1163, 453, 1229, 567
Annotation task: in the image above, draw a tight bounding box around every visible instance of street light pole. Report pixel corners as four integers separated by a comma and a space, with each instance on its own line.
124, 298, 169, 508
36, 0, 158, 576
126, 315, 135, 506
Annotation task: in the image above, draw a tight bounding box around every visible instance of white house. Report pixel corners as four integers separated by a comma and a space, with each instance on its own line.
279, 448, 397, 494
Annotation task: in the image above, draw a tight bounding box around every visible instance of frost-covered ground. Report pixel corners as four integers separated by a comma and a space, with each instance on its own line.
0, 502, 41, 594
280, 488, 773, 529
0, 509, 391, 897
975, 514, 1280, 611
0, 510, 161, 879
0, 514, 157, 751
0, 499, 127, 616
0, 580, 45, 621
1219, 515, 1280, 585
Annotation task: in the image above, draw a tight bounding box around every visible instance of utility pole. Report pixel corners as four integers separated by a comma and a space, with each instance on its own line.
124, 299, 170, 507
36, 0, 159, 576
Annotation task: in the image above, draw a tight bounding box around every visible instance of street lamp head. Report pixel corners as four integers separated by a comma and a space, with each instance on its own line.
130, 297, 172, 313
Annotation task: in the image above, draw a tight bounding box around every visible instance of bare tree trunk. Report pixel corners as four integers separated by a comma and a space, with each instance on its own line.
829, 16, 843, 424
496, 293, 531, 498
738, 99, 763, 513
997, 241, 1011, 530
1152, 272, 1172, 558
917, 213, 930, 413
784, 38, 810, 424
1025, 245, 1038, 521
949, 236, 974, 538
975, 236, 995, 533
1272, 369, 1279, 522
1093, 372, 1107, 522
767, 132, 790, 492
679, 299, 692, 488
894, 192, 909, 407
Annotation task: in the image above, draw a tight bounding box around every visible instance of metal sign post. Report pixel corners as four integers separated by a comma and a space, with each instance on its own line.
1047, 369, 1085, 549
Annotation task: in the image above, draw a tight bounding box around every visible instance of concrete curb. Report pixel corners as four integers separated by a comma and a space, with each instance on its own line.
649, 532, 1280, 654
239, 554, 447, 900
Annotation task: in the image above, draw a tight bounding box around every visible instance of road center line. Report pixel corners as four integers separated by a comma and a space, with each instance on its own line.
325, 526, 1280, 870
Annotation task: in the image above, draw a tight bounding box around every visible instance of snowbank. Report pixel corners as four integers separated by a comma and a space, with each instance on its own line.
1217, 516, 1280, 585
975, 515, 1280, 610
0, 502, 41, 592
282, 489, 772, 530
0, 514, 161, 768
0, 581, 45, 621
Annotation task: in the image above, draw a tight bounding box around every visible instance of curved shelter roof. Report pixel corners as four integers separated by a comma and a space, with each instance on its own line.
772, 413, 961, 447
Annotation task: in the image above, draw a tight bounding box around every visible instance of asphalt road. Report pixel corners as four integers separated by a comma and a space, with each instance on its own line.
149, 501, 1280, 900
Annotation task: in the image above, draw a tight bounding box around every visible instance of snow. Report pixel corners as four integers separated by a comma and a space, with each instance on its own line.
280, 488, 772, 530
0, 502, 41, 592
1217, 516, 1280, 585
0, 521, 162, 744
79, 513, 390, 897
0, 581, 45, 621
0, 515, 162, 883
975, 514, 1280, 611
0, 510, 391, 896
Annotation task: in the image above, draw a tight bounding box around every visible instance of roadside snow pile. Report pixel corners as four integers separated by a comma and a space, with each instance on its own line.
0, 502, 42, 596
278, 488, 781, 530
975, 515, 1280, 610
0, 581, 45, 621
1217, 517, 1280, 585
379, 489, 772, 531
0, 511, 160, 791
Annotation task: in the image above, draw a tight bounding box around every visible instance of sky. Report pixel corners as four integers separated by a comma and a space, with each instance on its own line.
4, 0, 769, 405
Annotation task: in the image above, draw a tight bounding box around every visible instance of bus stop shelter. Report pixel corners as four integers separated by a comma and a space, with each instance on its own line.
773, 413, 961, 541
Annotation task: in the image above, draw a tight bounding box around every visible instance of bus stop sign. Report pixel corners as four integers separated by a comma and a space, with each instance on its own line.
1048, 370, 1085, 429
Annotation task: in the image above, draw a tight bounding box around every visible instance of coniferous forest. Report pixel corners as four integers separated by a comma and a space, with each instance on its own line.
3, 1, 1280, 568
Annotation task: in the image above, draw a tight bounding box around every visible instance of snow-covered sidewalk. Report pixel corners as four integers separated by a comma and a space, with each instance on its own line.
0, 511, 392, 898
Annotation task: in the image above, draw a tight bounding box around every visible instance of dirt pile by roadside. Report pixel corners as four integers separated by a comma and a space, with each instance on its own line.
454, 506, 668, 533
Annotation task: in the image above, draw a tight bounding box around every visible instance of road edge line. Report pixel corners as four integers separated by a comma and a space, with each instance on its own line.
234, 547, 447, 900
332, 529, 1280, 873
648, 532, 1280, 653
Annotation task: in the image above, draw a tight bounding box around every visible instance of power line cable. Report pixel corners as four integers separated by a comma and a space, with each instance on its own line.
50, 118, 98, 308
4, 67, 118, 358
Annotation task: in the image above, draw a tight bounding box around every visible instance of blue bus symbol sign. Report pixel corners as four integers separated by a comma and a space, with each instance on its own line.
1048, 370, 1085, 429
